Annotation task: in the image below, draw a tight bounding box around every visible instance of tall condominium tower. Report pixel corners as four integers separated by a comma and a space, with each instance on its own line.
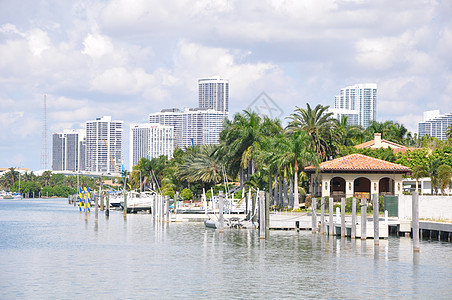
52, 129, 86, 172
418, 110, 452, 140
85, 116, 123, 173
129, 123, 174, 170
333, 83, 377, 129
149, 108, 228, 149
198, 77, 229, 113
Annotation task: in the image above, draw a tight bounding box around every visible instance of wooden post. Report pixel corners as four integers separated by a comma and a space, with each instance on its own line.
373, 194, 379, 245
166, 197, 170, 222
412, 192, 420, 252
312, 197, 317, 233
329, 197, 334, 236
106, 192, 110, 217
259, 191, 266, 239
123, 191, 127, 217
351, 197, 356, 239
219, 191, 224, 233
265, 192, 270, 233
361, 198, 366, 240
341, 197, 345, 237
320, 197, 325, 235
100, 190, 104, 211
95, 192, 99, 223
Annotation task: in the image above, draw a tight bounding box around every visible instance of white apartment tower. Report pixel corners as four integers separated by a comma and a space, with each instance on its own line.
149, 108, 228, 149
418, 110, 452, 140
198, 77, 229, 113
86, 116, 123, 173
52, 129, 86, 172
333, 83, 377, 129
129, 123, 174, 170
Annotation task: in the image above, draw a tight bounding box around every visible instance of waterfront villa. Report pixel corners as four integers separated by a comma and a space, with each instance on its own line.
304, 154, 411, 201
354, 133, 409, 153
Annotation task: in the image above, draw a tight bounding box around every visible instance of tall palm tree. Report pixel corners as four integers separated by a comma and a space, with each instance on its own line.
286, 103, 336, 160
428, 159, 442, 195
333, 116, 363, 147
447, 125, 452, 140
437, 164, 452, 196
220, 110, 282, 185
411, 165, 429, 195
178, 144, 223, 189
273, 130, 320, 209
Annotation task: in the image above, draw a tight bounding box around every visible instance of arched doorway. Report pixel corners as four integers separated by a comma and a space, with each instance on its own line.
330, 177, 346, 202
379, 177, 395, 196
354, 177, 371, 200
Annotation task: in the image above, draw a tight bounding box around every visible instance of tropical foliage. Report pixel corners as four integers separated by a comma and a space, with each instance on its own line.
2, 104, 451, 200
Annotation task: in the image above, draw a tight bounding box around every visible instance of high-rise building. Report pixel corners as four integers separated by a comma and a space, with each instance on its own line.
327, 108, 359, 126
334, 83, 377, 129
149, 108, 228, 149
418, 110, 452, 140
129, 123, 174, 170
198, 77, 229, 112
85, 116, 123, 173
52, 129, 86, 172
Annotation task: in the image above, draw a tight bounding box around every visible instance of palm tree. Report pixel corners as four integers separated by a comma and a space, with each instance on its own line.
268, 131, 320, 209
428, 159, 442, 195
178, 145, 223, 190
411, 165, 429, 195
219, 110, 282, 186
2, 167, 19, 190
286, 103, 336, 160
41, 170, 52, 186
333, 116, 363, 146
437, 164, 452, 196
447, 125, 452, 140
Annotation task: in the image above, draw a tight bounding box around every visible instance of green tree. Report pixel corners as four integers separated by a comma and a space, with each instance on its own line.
272, 130, 320, 209
287, 103, 336, 160
437, 164, 452, 195
446, 125, 452, 140
180, 188, 193, 200
411, 165, 429, 195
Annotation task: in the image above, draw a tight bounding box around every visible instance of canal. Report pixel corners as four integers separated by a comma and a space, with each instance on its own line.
1, 198, 451, 299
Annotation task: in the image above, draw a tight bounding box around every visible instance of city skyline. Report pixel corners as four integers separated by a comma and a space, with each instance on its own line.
1, 0, 451, 171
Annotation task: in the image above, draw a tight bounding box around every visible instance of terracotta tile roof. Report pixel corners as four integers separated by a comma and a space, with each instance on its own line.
304, 154, 411, 173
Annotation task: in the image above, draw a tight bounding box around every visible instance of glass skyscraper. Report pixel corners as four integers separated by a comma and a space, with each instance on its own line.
333, 83, 377, 129
418, 110, 452, 140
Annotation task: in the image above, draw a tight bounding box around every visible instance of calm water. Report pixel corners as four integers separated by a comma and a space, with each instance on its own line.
1, 198, 451, 299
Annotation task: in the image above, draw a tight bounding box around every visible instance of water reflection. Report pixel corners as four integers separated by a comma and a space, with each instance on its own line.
0, 199, 452, 299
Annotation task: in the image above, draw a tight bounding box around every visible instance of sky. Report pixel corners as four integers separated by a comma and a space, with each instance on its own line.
1, 0, 451, 171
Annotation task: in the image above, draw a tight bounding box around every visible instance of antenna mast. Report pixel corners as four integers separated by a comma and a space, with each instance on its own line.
40, 95, 49, 169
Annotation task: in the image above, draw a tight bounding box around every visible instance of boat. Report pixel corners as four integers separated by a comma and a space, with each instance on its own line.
0, 191, 22, 200
122, 191, 155, 213
108, 191, 124, 208
204, 217, 257, 229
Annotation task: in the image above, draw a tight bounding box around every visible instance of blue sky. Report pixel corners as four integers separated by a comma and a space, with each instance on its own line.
1, 0, 451, 171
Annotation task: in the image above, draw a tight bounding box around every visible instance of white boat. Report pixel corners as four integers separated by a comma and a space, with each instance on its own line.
0, 191, 22, 200
108, 191, 124, 208
122, 191, 155, 213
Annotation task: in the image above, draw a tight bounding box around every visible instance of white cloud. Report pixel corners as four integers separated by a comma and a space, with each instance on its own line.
82, 33, 114, 58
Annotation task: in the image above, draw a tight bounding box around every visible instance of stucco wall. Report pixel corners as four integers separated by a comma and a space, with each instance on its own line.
398, 194, 452, 220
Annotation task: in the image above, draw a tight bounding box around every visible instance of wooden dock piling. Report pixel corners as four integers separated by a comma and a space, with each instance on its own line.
373, 194, 379, 246
412, 192, 420, 252
329, 197, 333, 236
320, 197, 325, 235
361, 198, 366, 240
341, 197, 345, 237
259, 191, 266, 239
219, 191, 224, 233
351, 197, 356, 239
312, 198, 317, 233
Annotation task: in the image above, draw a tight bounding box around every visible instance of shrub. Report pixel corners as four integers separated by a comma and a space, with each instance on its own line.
180, 188, 193, 200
